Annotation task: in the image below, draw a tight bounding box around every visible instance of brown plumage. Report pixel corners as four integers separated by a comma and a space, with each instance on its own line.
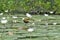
23, 17, 30, 23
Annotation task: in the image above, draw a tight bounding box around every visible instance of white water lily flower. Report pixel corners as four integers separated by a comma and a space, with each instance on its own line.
12, 16, 18, 19
26, 13, 32, 18
2, 17, 6, 19
53, 22, 57, 25
27, 28, 34, 32
1, 19, 8, 24
13, 20, 17, 23
44, 14, 48, 16
0, 13, 3, 15
50, 11, 53, 14
22, 18, 24, 20
5, 10, 8, 12
32, 23, 35, 25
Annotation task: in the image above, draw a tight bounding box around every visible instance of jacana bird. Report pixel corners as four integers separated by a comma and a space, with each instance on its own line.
22, 17, 30, 23
22, 13, 34, 26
